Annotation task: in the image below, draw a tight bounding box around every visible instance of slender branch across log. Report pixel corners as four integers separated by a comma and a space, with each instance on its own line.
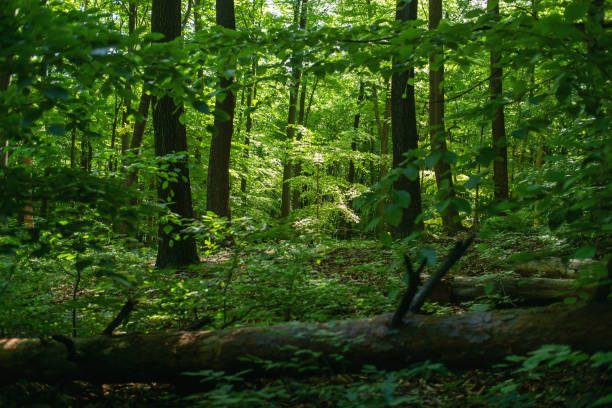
102, 299, 137, 336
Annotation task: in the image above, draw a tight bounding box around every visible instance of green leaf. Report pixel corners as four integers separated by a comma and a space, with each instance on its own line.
574, 246, 595, 259
193, 100, 210, 113
403, 165, 418, 180
419, 248, 437, 266
451, 197, 471, 213
592, 393, 612, 407
466, 172, 485, 190
384, 204, 403, 227
393, 190, 411, 209
424, 151, 442, 169
365, 216, 381, 232
564, 0, 588, 22
476, 147, 497, 167
48, 124, 65, 136
380, 231, 393, 247
163, 225, 173, 235
44, 85, 69, 100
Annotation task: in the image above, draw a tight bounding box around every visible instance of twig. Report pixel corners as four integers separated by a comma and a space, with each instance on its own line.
102, 299, 137, 336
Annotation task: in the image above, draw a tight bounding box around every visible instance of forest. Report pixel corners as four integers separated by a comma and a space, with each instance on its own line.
0, 0, 611, 406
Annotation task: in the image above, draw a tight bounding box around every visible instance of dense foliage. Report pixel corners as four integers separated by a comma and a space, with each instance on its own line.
0, 0, 610, 406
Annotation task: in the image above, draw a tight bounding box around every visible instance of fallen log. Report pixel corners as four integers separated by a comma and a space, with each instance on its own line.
429, 275, 594, 306
1, 302, 611, 383
512, 258, 595, 279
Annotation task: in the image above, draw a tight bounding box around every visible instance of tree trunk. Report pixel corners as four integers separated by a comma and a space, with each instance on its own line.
1, 302, 610, 383
152, 0, 198, 268
125, 92, 152, 188
488, 0, 509, 199
345, 81, 365, 239
392, 0, 422, 236
206, 0, 236, 219
281, 0, 308, 218
241, 58, 258, 195
428, 0, 462, 233
291, 75, 308, 210
1, 69, 11, 168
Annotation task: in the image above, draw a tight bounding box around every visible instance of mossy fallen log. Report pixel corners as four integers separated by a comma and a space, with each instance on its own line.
429, 275, 594, 305
1, 302, 611, 384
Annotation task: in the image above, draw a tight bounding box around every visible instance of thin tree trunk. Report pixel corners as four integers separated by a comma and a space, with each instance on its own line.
392, 0, 422, 236
291, 75, 308, 210
0, 69, 11, 168
80, 134, 88, 172
109, 93, 120, 172
281, 0, 308, 218
428, 0, 462, 233
206, 0, 237, 219
125, 92, 152, 188
2, 303, 611, 383
241, 59, 258, 194
488, 0, 509, 199
193, 0, 204, 164
152, 0, 199, 268
70, 128, 76, 168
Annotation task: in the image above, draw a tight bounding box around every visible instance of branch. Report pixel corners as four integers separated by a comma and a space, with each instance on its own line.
102, 299, 137, 336
408, 234, 475, 314
390, 256, 426, 328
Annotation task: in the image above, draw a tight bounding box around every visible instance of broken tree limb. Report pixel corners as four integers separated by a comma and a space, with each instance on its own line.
512, 258, 595, 279
390, 256, 424, 328
408, 234, 475, 313
1, 302, 611, 384
102, 299, 137, 336
428, 275, 595, 306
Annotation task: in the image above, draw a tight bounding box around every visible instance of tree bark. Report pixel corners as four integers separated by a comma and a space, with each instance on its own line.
1, 302, 611, 383
428, 0, 462, 233
345, 81, 365, 239
291, 75, 308, 210
392, 0, 422, 236
241, 58, 258, 195
206, 0, 237, 219
152, 0, 199, 268
488, 0, 509, 199
281, 0, 308, 218
1, 68, 11, 168
125, 92, 152, 188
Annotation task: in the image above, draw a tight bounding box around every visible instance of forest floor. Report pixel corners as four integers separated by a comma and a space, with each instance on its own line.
1, 230, 610, 407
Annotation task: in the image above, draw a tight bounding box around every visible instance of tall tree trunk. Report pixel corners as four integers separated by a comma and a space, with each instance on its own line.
125, 92, 152, 188
348, 81, 365, 187
109, 93, 120, 171
119, 2, 138, 162
152, 0, 198, 268
70, 128, 76, 168
206, 0, 237, 219
428, 0, 462, 233
291, 75, 308, 210
281, 0, 308, 218
80, 134, 88, 172
488, 0, 509, 199
391, 0, 422, 237
241, 58, 258, 195
1, 69, 11, 168
345, 81, 365, 240
193, 0, 204, 164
